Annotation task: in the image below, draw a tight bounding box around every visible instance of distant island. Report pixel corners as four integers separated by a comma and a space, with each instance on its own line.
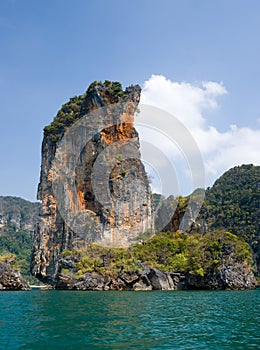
0, 81, 259, 290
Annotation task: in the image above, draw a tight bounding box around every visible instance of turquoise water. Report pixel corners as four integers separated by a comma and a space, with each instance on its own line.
0, 290, 259, 349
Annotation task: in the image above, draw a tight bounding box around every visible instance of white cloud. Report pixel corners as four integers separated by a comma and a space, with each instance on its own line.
141, 75, 227, 130
139, 74, 260, 192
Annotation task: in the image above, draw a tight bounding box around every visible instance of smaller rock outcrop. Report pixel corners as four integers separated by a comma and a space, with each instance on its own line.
52, 229, 256, 291
186, 238, 257, 290
187, 265, 256, 290
0, 259, 31, 290
147, 268, 175, 290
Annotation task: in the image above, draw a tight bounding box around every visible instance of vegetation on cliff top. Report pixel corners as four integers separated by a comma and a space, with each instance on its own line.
87, 80, 127, 101
61, 230, 253, 279
43, 94, 85, 143
44, 80, 129, 143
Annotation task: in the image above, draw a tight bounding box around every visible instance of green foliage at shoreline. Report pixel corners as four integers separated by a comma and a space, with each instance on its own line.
61, 230, 253, 279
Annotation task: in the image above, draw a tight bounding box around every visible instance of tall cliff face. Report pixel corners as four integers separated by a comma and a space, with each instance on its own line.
31, 81, 153, 284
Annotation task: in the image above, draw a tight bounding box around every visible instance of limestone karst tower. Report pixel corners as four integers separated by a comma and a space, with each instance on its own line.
31, 81, 153, 283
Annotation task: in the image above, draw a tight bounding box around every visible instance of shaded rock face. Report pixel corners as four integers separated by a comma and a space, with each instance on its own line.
0, 262, 31, 291
158, 196, 207, 235
54, 261, 255, 291
187, 264, 256, 290
31, 82, 153, 284
187, 247, 256, 290
55, 267, 185, 291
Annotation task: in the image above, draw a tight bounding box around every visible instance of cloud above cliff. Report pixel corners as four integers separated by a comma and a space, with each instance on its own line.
139, 74, 260, 192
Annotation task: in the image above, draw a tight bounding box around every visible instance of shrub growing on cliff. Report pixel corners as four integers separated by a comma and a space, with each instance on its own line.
44, 95, 84, 142
0, 252, 16, 265
44, 80, 129, 143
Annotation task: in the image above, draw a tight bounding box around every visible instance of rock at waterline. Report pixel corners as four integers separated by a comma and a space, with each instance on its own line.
0, 261, 31, 291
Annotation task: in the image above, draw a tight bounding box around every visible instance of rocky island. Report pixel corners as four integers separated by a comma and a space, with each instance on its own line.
28, 81, 257, 291
0, 82, 257, 291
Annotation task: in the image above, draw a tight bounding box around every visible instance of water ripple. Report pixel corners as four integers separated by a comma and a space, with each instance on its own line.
0, 290, 259, 349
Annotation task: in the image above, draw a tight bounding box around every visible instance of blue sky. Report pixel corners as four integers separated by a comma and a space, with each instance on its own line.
0, 0, 259, 201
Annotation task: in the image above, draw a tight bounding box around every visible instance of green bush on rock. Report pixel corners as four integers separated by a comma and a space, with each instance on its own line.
60, 230, 253, 279
44, 80, 129, 143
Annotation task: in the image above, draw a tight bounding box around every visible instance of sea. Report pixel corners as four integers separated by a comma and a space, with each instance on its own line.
0, 289, 259, 349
